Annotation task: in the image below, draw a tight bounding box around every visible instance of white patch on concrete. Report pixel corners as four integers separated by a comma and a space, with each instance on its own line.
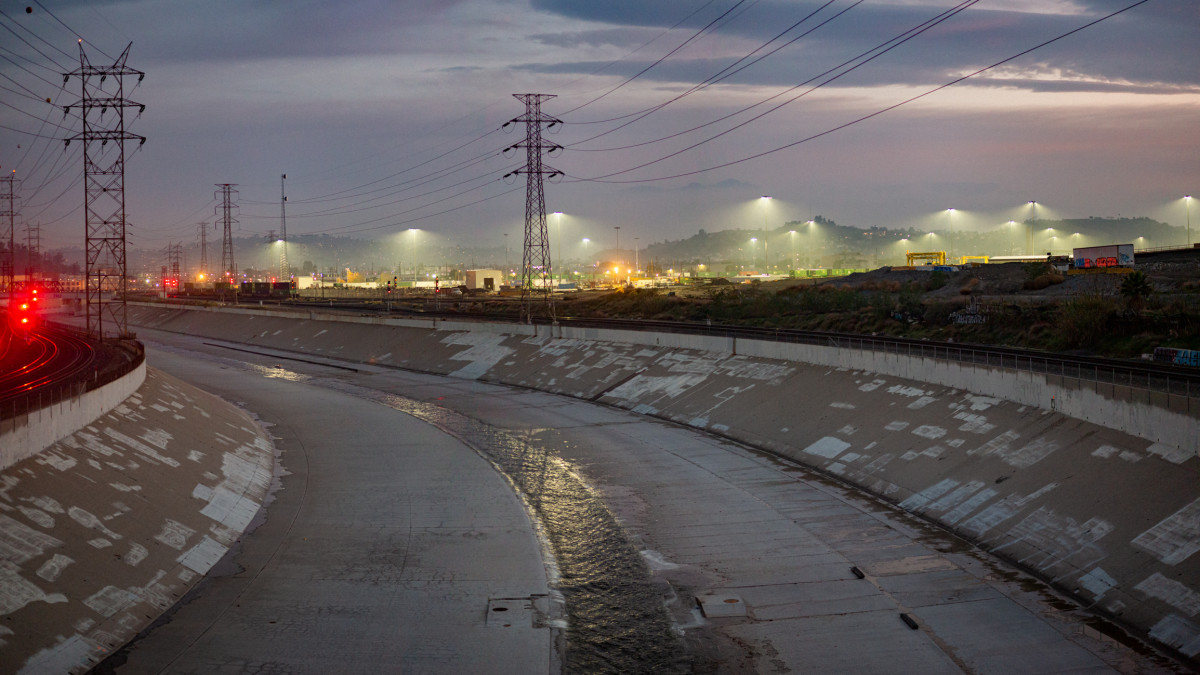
108, 483, 142, 493
689, 417, 708, 428
36, 554, 73, 582
841, 453, 861, 463
828, 462, 847, 475
884, 421, 909, 431
1149, 614, 1200, 657
997, 437, 1060, 469
887, 385, 926, 397
443, 332, 514, 380
838, 425, 858, 436
710, 423, 729, 432
154, 519, 195, 551
959, 484, 1059, 536
139, 428, 172, 450
900, 479, 959, 511
87, 538, 111, 549
24, 496, 63, 514
314, 329, 327, 337
123, 543, 148, 567
0, 514, 63, 564
911, 425, 946, 440
83, 585, 138, 618
969, 429, 1021, 458
829, 402, 855, 409
1077, 567, 1118, 600
996, 507, 1113, 578
926, 481, 987, 514
803, 437, 851, 459
953, 412, 995, 434
907, 396, 936, 410
1092, 445, 1119, 458
192, 483, 215, 501
18, 633, 96, 674
17, 507, 54, 529
942, 488, 998, 525
1147, 442, 1195, 465
1119, 451, 1142, 463
608, 373, 708, 401
177, 535, 229, 574
103, 429, 181, 468
1136, 572, 1200, 616
1134, 498, 1200, 566
964, 395, 1000, 411
35, 450, 77, 471
68, 507, 122, 540
0, 561, 67, 614
859, 379, 886, 392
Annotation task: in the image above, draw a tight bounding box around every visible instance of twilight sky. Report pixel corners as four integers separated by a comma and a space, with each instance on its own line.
1, 0, 1198, 257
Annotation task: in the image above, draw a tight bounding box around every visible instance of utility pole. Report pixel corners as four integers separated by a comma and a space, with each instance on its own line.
280, 173, 289, 281
216, 184, 238, 285
197, 221, 209, 280
64, 43, 144, 340
503, 94, 562, 324
0, 172, 17, 301
25, 222, 40, 285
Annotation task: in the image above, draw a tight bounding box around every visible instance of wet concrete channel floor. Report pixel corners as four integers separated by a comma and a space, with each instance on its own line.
107, 329, 1185, 674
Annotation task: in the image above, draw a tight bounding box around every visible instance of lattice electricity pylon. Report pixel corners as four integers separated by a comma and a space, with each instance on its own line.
503, 94, 562, 324
216, 184, 239, 285
0, 173, 17, 301
168, 242, 182, 292
197, 221, 209, 280
64, 43, 145, 340
25, 222, 40, 286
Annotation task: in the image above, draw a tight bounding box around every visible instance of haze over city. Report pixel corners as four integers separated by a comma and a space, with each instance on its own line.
1, 0, 1197, 261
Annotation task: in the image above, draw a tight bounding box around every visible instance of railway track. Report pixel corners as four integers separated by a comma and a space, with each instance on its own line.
0, 323, 97, 405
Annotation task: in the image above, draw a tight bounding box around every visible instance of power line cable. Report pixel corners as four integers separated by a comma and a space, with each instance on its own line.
566, 0, 1153, 185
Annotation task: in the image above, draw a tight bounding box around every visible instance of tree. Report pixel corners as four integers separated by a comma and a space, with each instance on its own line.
1119, 270, 1152, 311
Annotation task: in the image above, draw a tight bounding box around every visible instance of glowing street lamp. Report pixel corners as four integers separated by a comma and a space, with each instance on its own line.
760, 196, 771, 273
946, 208, 956, 260
1186, 195, 1192, 248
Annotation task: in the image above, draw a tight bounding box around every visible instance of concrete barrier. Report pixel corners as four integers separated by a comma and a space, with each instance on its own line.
0, 359, 146, 472
122, 303, 1200, 659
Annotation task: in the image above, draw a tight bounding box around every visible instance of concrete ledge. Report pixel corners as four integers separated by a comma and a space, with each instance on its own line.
0, 359, 147, 472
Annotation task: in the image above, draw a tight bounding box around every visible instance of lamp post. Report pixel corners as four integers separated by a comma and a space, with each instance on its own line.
553, 212, 563, 283
1186, 195, 1192, 248
946, 208, 956, 262
614, 226, 620, 262
760, 196, 771, 273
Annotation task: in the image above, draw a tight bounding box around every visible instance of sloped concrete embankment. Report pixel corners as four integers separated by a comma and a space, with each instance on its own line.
1, 350, 146, 472
127, 304, 1200, 660
0, 368, 274, 674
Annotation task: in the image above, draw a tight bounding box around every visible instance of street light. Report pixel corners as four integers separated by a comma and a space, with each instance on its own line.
760, 196, 771, 273
946, 208, 956, 261
553, 212, 563, 282
1185, 195, 1192, 248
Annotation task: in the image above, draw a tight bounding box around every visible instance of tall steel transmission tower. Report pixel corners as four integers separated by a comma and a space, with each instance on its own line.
25, 222, 40, 284
0, 172, 17, 301
216, 184, 239, 284
503, 94, 562, 324
197, 221, 209, 280
168, 242, 182, 291
279, 173, 289, 281
64, 43, 145, 340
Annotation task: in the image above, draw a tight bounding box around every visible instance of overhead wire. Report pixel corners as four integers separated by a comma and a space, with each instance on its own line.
565, 0, 1154, 185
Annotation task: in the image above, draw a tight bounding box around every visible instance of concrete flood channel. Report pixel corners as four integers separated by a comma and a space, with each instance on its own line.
123, 303, 1198, 671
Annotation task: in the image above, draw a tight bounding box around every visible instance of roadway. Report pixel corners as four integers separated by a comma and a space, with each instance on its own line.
108, 326, 1183, 673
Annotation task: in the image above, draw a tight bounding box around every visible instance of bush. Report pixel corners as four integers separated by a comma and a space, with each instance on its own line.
1055, 297, 1116, 348
926, 270, 947, 291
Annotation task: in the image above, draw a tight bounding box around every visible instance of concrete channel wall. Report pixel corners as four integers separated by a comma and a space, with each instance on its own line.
0, 368, 275, 674
126, 303, 1200, 659
0, 358, 147, 472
